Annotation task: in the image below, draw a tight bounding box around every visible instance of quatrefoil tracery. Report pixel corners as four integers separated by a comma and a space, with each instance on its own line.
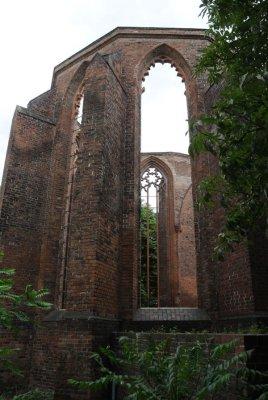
141, 167, 166, 192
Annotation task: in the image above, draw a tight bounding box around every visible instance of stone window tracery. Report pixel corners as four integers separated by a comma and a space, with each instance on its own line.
140, 165, 167, 307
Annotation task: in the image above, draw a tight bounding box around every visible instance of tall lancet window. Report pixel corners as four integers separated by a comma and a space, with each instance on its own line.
139, 59, 197, 309
140, 165, 167, 307
60, 91, 84, 307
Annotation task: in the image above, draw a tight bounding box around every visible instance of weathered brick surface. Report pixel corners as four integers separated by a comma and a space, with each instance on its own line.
29, 316, 119, 399
0, 107, 55, 291
178, 185, 197, 307
0, 27, 267, 398
62, 54, 126, 316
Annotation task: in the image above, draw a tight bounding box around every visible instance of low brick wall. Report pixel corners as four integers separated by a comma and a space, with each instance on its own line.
1, 324, 267, 399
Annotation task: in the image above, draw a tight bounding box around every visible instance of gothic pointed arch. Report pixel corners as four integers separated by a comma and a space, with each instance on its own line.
137, 43, 199, 118
140, 155, 177, 307
141, 154, 172, 177
63, 61, 89, 105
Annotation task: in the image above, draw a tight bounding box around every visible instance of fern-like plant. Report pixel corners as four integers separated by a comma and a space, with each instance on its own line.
0, 250, 51, 383
70, 335, 268, 399
11, 388, 54, 400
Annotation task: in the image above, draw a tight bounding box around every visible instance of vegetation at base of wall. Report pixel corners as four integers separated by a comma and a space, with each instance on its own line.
12, 389, 54, 400
189, 0, 268, 259
137, 324, 268, 335
0, 250, 51, 390
69, 335, 268, 399
0, 389, 54, 400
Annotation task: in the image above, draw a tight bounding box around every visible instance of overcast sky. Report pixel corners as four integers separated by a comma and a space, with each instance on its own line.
141, 65, 189, 153
0, 0, 207, 181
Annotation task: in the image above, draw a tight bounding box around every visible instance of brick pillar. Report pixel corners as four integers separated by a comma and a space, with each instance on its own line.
158, 186, 171, 306
37, 61, 89, 303
0, 106, 54, 291
62, 54, 126, 318
0, 106, 55, 389
29, 55, 126, 398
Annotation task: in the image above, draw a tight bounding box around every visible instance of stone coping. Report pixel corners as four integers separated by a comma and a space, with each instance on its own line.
44, 310, 120, 322
141, 151, 189, 158
134, 307, 211, 321
52, 26, 209, 82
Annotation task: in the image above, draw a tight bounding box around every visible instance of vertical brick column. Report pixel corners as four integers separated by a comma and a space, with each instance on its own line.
158, 187, 171, 306
0, 107, 54, 290
36, 62, 89, 304
63, 54, 126, 318
0, 106, 55, 389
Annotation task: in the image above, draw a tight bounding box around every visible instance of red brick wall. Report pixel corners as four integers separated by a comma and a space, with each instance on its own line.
0, 107, 54, 291
0, 27, 267, 398
178, 185, 198, 307
62, 54, 126, 317
248, 229, 268, 313
1, 27, 265, 319
29, 315, 119, 399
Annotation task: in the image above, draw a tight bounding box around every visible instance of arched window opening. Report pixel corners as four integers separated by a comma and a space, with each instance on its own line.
139, 60, 198, 309
60, 91, 84, 307
141, 63, 189, 154
140, 166, 166, 307
76, 93, 84, 125
72, 93, 84, 174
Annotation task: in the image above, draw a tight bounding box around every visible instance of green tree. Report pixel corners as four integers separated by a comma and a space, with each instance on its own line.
0, 250, 51, 387
190, 0, 268, 259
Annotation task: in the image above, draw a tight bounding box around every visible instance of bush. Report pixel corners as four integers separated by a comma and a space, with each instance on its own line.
0, 250, 51, 390
12, 389, 54, 400
0, 389, 54, 400
70, 335, 268, 399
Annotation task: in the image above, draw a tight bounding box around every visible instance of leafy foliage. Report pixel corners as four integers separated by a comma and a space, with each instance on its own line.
189, 0, 268, 259
0, 250, 51, 382
11, 389, 54, 400
0, 388, 53, 400
69, 335, 268, 399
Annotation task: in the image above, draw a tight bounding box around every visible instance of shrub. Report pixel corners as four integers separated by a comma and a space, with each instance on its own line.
0, 250, 51, 390
12, 389, 54, 400
70, 335, 268, 399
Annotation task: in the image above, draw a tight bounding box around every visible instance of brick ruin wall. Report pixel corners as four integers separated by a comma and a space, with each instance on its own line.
0, 28, 267, 398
